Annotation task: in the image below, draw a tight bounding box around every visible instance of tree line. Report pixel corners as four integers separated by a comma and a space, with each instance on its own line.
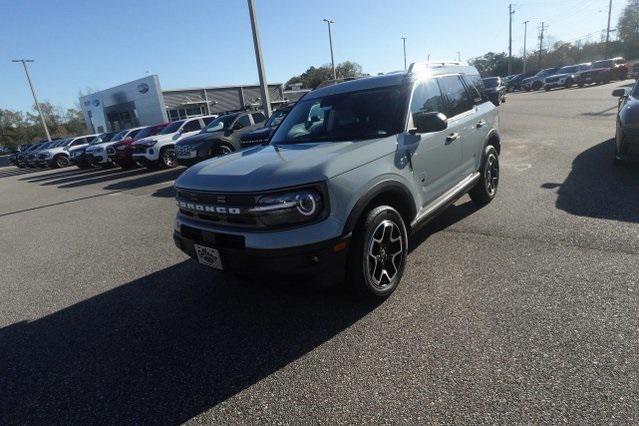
0, 103, 86, 151
472, 0, 639, 77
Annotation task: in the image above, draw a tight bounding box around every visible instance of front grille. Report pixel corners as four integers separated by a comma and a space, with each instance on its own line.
175, 145, 191, 156
177, 189, 261, 228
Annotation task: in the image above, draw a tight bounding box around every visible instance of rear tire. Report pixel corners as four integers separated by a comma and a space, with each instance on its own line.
469, 145, 499, 206
346, 206, 408, 299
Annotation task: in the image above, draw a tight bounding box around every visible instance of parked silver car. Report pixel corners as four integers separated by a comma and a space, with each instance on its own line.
173, 61, 501, 298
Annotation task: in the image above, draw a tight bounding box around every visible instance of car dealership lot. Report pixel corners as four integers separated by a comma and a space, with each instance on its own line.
1, 82, 638, 423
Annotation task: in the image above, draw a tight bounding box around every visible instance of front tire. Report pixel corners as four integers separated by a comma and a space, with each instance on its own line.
347, 206, 408, 299
53, 155, 69, 169
532, 81, 542, 91
159, 147, 177, 169
469, 145, 499, 206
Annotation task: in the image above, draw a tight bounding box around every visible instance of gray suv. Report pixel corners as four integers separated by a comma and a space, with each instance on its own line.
173, 61, 501, 298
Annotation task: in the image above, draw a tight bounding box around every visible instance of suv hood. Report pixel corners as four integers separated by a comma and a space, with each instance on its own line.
176, 136, 397, 192
133, 133, 177, 146
176, 132, 220, 147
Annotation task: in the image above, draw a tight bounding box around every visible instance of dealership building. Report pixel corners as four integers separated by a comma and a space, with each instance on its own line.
79, 75, 308, 133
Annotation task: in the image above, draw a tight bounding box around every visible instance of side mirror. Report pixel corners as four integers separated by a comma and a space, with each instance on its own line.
412, 112, 448, 134
612, 88, 627, 98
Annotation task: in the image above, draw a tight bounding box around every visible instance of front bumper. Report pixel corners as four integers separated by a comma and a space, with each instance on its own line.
173, 226, 349, 281
85, 152, 109, 165
132, 146, 160, 163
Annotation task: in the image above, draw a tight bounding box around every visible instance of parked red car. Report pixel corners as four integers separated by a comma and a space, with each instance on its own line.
108, 123, 168, 169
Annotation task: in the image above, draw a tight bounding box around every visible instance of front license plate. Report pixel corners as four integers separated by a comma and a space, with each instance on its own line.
194, 244, 223, 270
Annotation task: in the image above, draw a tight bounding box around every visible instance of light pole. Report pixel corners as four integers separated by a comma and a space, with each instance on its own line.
323, 19, 336, 80
604, 0, 613, 56
523, 21, 529, 73
457, 51, 461, 61
12, 59, 51, 141
401, 37, 407, 70
246, 0, 271, 118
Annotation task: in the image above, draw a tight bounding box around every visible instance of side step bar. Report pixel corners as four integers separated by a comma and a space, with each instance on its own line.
410, 172, 480, 230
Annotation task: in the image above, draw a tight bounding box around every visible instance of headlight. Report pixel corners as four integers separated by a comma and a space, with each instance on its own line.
249, 187, 326, 226
139, 139, 158, 148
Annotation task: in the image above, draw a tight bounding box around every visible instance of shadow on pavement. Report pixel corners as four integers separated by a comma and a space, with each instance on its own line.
0, 167, 40, 179
41, 168, 138, 187
0, 261, 377, 423
57, 168, 147, 189
103, 168, 184, 192
409, 199, 480, 253
151, 184, 176, 198
542, 138, 639, 223
21, 167, 99, 183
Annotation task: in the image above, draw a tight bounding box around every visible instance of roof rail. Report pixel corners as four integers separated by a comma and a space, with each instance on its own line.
408, 61, 469, 73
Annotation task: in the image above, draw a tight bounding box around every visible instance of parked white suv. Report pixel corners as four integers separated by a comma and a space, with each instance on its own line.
85, 127, 145, 167
38, 134, 99, 168
131, 115, 218, 169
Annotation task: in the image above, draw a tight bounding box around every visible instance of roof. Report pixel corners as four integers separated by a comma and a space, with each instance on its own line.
306, 61, 480, 100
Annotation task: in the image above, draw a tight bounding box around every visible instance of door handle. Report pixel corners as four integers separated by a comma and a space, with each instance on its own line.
446, 133, 460, 143
476, 120, 486, 128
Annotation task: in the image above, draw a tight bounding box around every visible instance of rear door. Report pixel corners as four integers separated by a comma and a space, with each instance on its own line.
461, 75, 494, 173
437, 75, 479, 180
408, 78, 462, 205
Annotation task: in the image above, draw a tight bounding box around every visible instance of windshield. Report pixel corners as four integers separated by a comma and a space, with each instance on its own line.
537, 69, 556, 77
271, 86, 405, 144
266, 109, 289, 128
593, 60, 613, 68
482, 78, 499, 88
559, 66, 579, 74
159, 121, 184, 135
204, 115, 237, 133
101, 132, 117, 142
134, 125, 165, 140
109, 130, 128, 142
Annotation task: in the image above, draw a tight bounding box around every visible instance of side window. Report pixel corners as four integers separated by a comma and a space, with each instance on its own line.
438, 75, 474, 117
235, 115, 251, 129
183, 120, 202, 132
463, 75, 487, 103
202, 116, 216, 125
251, 112, 266, 124
71, 139, 84, 146
410, 79, 446, 122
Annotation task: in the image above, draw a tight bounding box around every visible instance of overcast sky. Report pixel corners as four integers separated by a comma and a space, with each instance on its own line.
0, 0, 626, 112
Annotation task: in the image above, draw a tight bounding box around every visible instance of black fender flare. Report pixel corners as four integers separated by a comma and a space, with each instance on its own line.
485, 129, 501, 154
342, 180, 417, 236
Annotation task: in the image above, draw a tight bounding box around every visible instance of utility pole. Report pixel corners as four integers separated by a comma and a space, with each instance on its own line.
246, 0, 271, 118
11, 59, 51, 141
523, 20, 529, 73
323, 19, 336, 80
508, 4, 515, 75
605, 0, 613, 56
401, 37, 407, 70
538, 22, 545, 69
457, 51, 461, 61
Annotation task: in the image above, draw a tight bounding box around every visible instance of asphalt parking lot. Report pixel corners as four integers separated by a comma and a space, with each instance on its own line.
1, 82, 638, 423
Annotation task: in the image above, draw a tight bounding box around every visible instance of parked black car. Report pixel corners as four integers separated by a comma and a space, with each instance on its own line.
175, 111, 266, 166
482, 77, 507, 106
505, 72, 535, 92
239, 105, 293, 147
